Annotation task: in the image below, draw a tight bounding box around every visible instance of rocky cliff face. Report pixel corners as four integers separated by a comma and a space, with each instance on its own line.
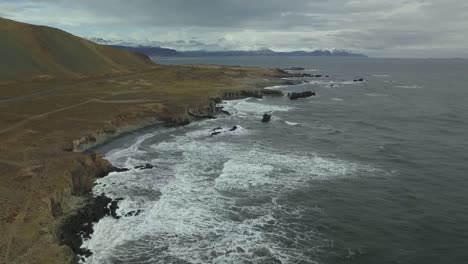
1, 152, 115, 264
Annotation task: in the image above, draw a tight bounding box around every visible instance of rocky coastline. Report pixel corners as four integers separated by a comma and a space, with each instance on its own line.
58, 85, 288, 262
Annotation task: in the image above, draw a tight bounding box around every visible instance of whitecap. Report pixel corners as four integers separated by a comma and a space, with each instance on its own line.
393, 85, 422, 89
224, 100, 294, 118
83, 127, 381, 264
366, 93, 389, 97
264, 85, 289, 90
285, 121, 299, 126
372, 74, 390, 77
331, 98, 344, 101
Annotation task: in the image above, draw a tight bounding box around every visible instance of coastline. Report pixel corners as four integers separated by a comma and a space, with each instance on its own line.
0, 65, 295, 263
60, 85, 287, 263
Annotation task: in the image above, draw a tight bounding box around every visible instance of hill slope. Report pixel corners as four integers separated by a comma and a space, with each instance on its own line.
0, 17, 154, 81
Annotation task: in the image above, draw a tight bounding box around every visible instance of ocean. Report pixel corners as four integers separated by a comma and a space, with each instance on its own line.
82, 57, 468, 264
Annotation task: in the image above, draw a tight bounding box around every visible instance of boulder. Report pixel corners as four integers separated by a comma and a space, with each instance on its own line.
229, 126, 238, 131
289, 91, 316, 100
353, 78, 364, 82
262, 113, 272, 123
134, 163, 154, 170
110, 166, 129, 173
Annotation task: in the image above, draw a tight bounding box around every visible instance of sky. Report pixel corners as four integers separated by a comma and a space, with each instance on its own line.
1, 0, 468, 57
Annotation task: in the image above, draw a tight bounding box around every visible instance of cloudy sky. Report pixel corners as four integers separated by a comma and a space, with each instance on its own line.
1, 0, 468, 57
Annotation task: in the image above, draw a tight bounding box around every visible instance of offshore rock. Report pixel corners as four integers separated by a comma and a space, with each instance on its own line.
289, 91, 316, 100
262, 113, 272, 123
135, 163, 154, 170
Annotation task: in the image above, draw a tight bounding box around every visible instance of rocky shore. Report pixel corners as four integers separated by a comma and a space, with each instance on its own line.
0, 64, 298, 263
57, 85, 287, 262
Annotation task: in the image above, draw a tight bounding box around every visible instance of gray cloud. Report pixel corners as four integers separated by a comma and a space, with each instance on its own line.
1, 0, 467, 57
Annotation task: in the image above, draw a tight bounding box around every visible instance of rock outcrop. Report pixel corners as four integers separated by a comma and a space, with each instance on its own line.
288, 91, 316, 100
262, 113, 272, 122
285, 67, 306, 71
60, 194, 118, 261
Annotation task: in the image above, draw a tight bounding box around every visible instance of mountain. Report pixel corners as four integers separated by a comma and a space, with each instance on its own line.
0, 17, 154, 81
87, 37, 367, 58
102, 44, 366, 58
179, 49, 367, 57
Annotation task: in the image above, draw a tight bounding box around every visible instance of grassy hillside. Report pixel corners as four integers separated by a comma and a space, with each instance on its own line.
0, 17, 154, 81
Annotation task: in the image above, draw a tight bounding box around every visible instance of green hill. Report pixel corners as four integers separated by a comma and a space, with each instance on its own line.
0, 17, 154, 81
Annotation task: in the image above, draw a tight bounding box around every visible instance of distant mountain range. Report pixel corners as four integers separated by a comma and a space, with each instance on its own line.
88, 38, 367, 58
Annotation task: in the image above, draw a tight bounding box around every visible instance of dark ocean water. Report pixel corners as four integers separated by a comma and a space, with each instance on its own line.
83, 57, 468, 264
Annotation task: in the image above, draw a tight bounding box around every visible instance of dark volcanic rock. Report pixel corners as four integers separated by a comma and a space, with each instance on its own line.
61, 194, 120, 259
211, 127, 222, 136
135, 163, 154, 170
290, 73, 312, 77
110, 166, 129, 173
285, 67, 305, 70
289, 91, 316, 100
188, 111, 217, 119
353, 78, 364, 82
262, 113, 272, 123
282, 80, 300, 85
229, 126, 238, 131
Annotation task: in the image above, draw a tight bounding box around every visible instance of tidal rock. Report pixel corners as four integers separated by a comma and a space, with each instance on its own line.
110, 166, 129, 173
135, 164, 154, 170
229, 126, 238, 131
61, 194, 121, 258
289, 91, 316, 100
353, 78, 364, 82
262, 113, 272, 123
285, 67, 305, 70
211, 127, 223, 136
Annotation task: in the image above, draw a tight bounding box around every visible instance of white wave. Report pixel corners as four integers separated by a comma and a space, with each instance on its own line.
105, 127, 176, 166
224, 100, 294, 118
366, 93, 389, 97
83, 125, 381, 264
264, 85, 289, 90
285, 121, 299, 126
331, 98, 344, 101
372, 74, 390, 77
393, 85, 423, 89
185, 125, 250, 138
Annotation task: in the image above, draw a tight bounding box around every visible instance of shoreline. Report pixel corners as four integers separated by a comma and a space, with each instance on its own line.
58, 81, 291, 262
0, 64, 299, 263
